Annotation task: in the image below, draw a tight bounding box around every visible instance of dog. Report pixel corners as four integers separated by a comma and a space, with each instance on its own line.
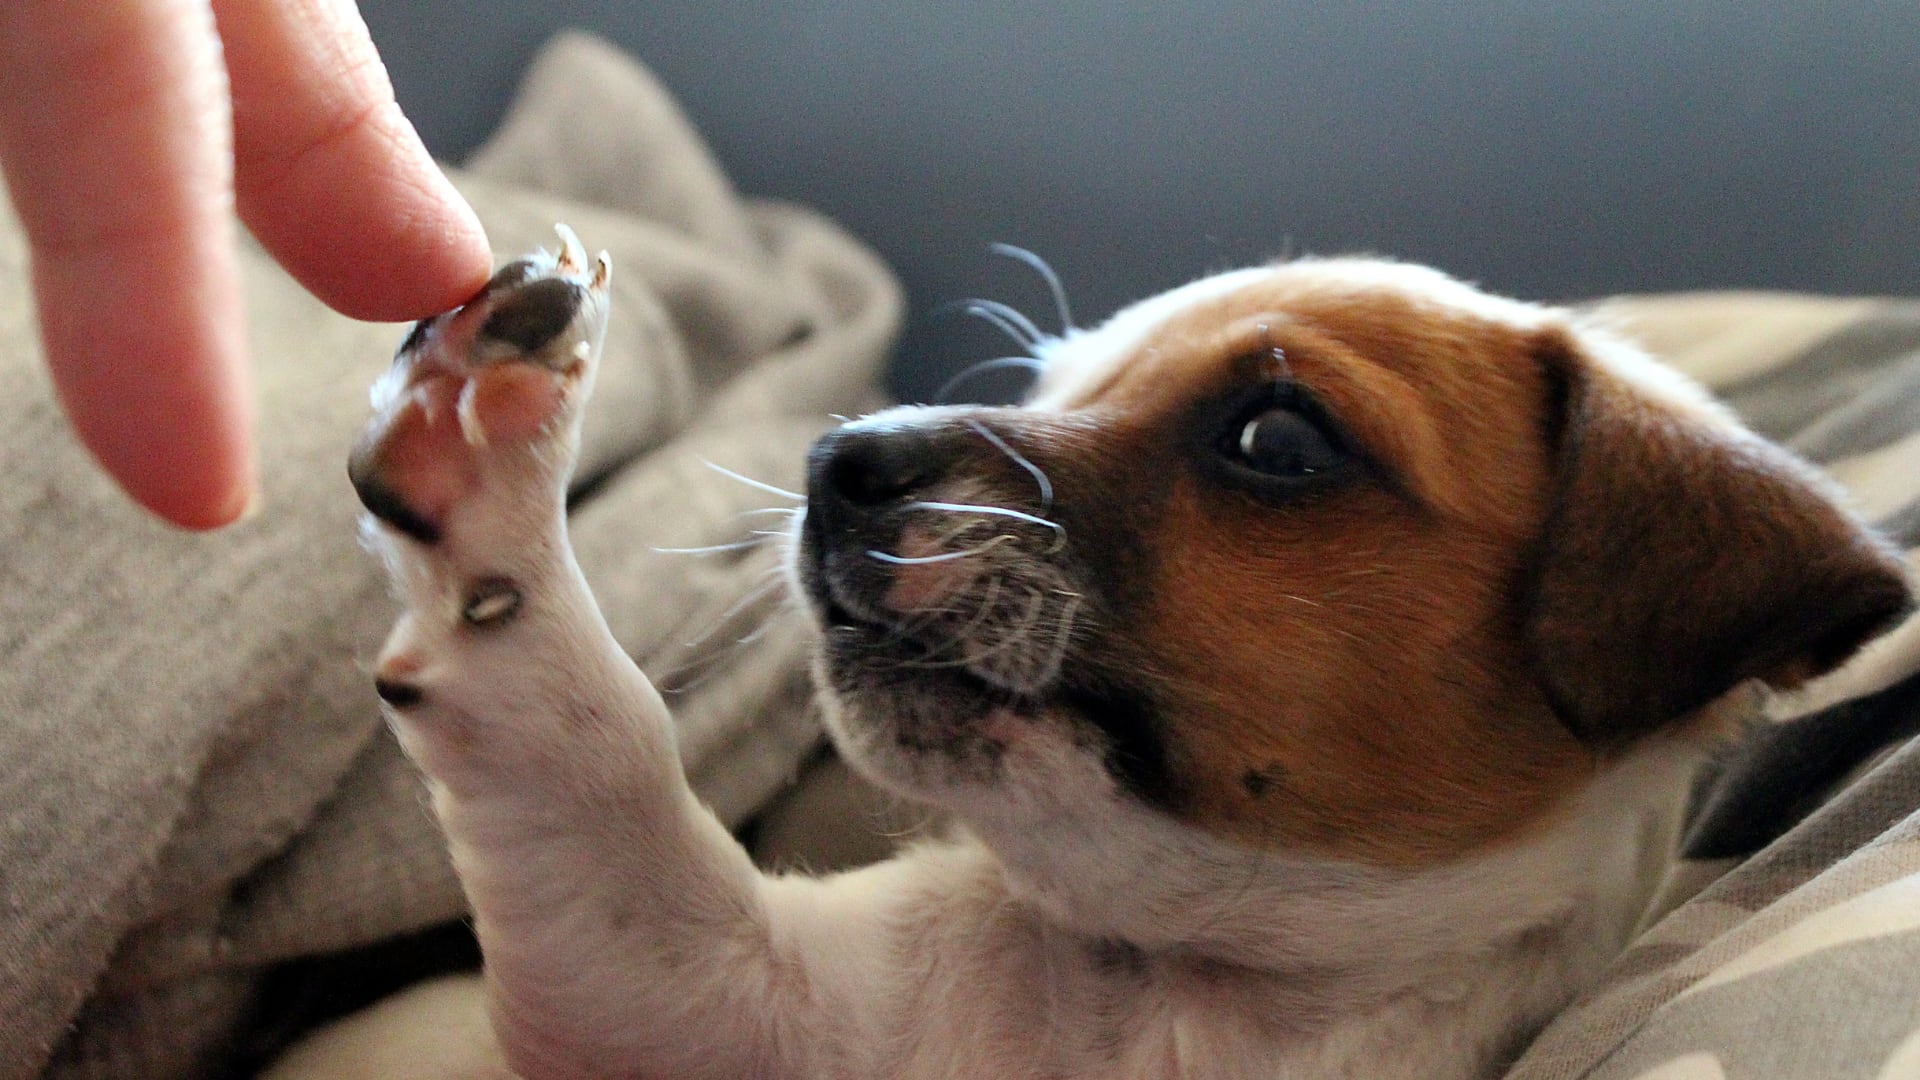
333, 231, 1911, 1079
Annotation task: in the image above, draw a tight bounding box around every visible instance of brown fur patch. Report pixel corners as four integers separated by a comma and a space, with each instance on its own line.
1021, 272, 1907, 866
1523, 331, 1913, 744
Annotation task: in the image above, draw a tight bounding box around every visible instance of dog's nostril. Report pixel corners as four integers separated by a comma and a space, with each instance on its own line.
819, 432, 936, 507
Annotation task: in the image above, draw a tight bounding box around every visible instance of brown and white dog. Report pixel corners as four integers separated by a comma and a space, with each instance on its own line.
321, 234, 1911, 1080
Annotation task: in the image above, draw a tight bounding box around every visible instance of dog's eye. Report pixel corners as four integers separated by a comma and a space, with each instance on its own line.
1232, 406, 1346, 478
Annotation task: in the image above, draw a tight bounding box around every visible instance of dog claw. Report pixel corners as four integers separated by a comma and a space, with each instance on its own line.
554, 223, 587, 273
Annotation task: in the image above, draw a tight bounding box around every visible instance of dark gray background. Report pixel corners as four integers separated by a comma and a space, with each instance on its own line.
360, 1, 1920, 402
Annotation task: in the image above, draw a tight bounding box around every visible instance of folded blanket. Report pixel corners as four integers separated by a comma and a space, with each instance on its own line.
0, 34, 898, 1080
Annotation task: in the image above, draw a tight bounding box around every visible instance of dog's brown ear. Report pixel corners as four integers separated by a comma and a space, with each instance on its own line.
1523, 329, 1913, 745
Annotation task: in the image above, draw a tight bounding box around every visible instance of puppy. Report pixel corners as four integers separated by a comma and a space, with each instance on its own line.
344, 234, 1911, 1080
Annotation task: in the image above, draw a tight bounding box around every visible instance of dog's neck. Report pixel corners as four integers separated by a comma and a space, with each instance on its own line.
959, 728, 1703, 1012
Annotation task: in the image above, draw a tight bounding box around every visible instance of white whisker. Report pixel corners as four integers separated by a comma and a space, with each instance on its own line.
951, 575, 1006, 639
965, 419, 1054, 515
655, 568, 794, 695
867, 534, 1015, 566
1031, 592, 1083, 686
733, 605, 792, 648
699, 459, 804, 502
960, 300, 1044, 351
902, 587, 1049, 673
681, 573, 787, 649
933, 355, 1045, 405
907, 501, 1061, 534
653, 537, 765, 556
989, 242, 1075, 333
657, 573, 791, 692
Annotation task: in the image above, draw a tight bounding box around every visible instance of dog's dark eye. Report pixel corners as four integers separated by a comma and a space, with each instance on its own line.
1231, 405, 1346, 478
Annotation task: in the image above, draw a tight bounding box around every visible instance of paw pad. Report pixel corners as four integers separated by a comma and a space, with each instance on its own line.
349, 225, 611, 544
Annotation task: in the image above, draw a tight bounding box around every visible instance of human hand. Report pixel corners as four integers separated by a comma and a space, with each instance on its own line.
0, 0, 492, 529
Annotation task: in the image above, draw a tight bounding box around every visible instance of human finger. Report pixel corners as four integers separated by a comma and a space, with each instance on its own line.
214, 0, 491, 322
0, 0, 256, 529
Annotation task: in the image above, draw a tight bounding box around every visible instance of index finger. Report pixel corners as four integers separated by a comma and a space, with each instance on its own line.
214, 0, 492, 321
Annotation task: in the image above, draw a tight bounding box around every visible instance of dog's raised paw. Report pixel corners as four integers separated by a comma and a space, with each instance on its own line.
349, 225, 611, 544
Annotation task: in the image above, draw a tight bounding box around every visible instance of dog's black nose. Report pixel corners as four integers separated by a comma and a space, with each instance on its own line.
809, 425, 943, 510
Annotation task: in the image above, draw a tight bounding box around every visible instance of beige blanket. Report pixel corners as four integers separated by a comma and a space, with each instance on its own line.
0, 34, 898, 1080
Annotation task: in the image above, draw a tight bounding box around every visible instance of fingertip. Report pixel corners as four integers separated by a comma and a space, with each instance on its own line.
67, 401, 259, 531
56, 347, 260, 532
388, 145, 494, 314
139, 457, 261, 531
220, 0, 493, 322
239, 103, 493, 322
34, 242, 262, 533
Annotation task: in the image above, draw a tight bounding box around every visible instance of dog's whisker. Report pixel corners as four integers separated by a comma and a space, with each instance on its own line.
899, 601, 974, 621
981, 589, 1055, 680
653, 537, 767, 557
885, 570, 1000, 664
703, 568, 789, 635
674, 569, 788, 652
866, 534, 1016, 566
731, 597, 799, 649
989, 242, 1075, 333
1319, 622, 1373, 648
903, 587, 1052, 678
659, 575, 793, 694
955, 299, 1044, 351
947, 588, 1048, 664
663, 618, 797, 695
950, 574, 1007, 641
893, 564, 991, 638
907, 501, 1062, 535
1032, 592, 1083, 686
933, 516, 994, 546
964, 419, 1054, 515
907, 499, 1068, 555
895, 566, 1005, 646
699, 458, 805, 502
871, 524, 1005, 624
933, 355, 1045, 405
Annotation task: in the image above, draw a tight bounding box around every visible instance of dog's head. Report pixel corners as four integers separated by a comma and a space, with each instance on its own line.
794, 259, 1911, 884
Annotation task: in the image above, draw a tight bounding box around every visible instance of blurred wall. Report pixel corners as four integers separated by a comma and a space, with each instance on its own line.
359, 1, 1920, 402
